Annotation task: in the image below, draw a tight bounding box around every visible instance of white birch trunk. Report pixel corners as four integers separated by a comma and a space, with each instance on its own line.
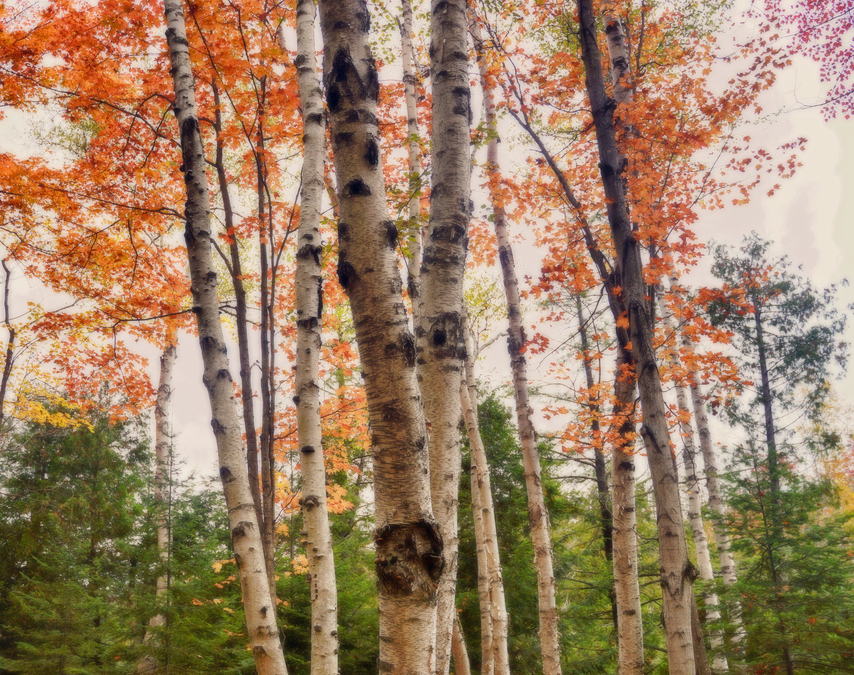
469, 14, 560, 675
659, 290, 728, 674
451, 613, 472, 675
291, 4, 339, 673
418, 0, 472, 671
136, 342, 177, 674
668, 279, 744, 642
162, 4, 286, 673
460, 311, 510, 675
317, 1, 442, 671
611, 353, 645, 675
399, 0, 424, 303
462, 373, 494, 675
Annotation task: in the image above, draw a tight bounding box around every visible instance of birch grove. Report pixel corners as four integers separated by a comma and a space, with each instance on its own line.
3, 1, 852, 675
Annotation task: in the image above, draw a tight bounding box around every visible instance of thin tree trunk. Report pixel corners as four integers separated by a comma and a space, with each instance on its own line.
463, 372, 494, 675
0, 259, 15, 429
451, 613, 473, 675
668, 280, 745, 646
399, 0, 424, 303
658, 291, 728, 674
575, 296, 618, 634
460, 309, 510, 675
469, 15, 560, 675
162, 4, 286, 672
611, 348, 645, 675
290, 4, 339, 672
256, 83, 278, 604
212, 84, 264, 539
418, 0, 471, 670
576, 1, 697, 671
317, 1, 442, 671
136, 342, 177, 674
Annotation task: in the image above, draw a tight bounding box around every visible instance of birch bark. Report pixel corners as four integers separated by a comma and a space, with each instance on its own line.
316, 0, 442, 671
292, 3, 339, 673
577, 1, 697, 671
417, 0, 471, 670
610, 352, 644, 675
136, 342, 176, 675
659, 290, 728, 674
469, 14, 560, 675
163, 3, 286, 672
461, 308, 510, 675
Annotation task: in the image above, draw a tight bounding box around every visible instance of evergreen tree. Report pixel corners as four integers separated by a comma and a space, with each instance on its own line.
0, 403, 152, 674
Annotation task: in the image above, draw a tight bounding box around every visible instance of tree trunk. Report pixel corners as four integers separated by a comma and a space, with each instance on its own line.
469, 14, 560, 675
668, 281, 744, 646
316, 0, 442, 671
461, 308, 510, 675
136, 342, 177, 674
576, 1, 697, 672
399, 0, 424, 304
211, 84, 264, 544
659, 290, 728, 674
611, 349, 645, 675
418, 0, 471, 670
291, 3, 339, 672
451, 613, 472, 675
0, 259, 15, 429
575, 296, 618, 634
162, 4, 287, 673
256, 86, 278, 605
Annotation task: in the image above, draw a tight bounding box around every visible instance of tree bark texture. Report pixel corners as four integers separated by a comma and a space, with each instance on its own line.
292, 4, 339, 673
136, 342, 176, 675
399, 0, 424, 304
162, 3, 287, 673
576, 1, 697, 672
611, 350, 645, 675
451, 613, 472, 675
0, 259, 15, 428
419, 0, 471, 671
316, 1, 442, 672
659, 290, 728, 674
470, 14, 561, 675
461, 309, 510, 675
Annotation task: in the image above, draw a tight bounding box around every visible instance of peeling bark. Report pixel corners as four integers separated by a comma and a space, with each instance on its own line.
289, 5, 339, 673
162, 3, 287, 672
316, 0, 441, 671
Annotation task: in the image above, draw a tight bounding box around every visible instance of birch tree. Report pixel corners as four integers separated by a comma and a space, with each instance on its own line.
136, 342, 177, 675
163, 3, 287, 672
659, 290, 728, 673
292, 1, 339, 672
316, 0, 442, 670
417, 0, 472, 666
461, 307, 511, 675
